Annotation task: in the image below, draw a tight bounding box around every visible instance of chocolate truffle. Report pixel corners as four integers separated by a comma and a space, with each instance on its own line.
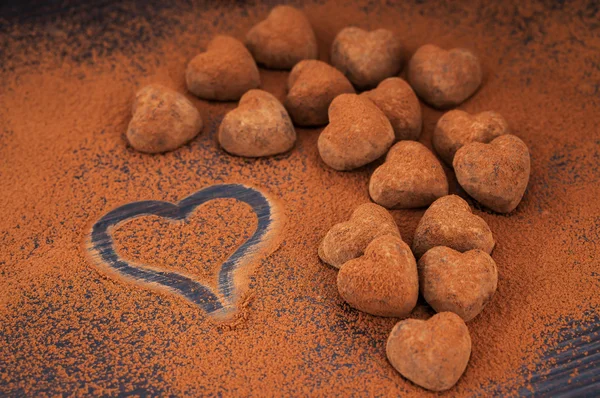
126, 84, 203, 153
369, 141, 448, 209
285, 60, 355, 126
245, 6, 318, 69
361, 77, 422, 141
407, 44, 482, 108
337, 235, 419, 317
454, 134, 530, 213
186, 35, 260, 101
319, 203, 400, 268
419, 247, 498, 322
412, 195, 495, 259
331, 27, 403, 90
218, 89, 296, 157
386, 312, 471, 391
434, 110, 509, 165
318, 94, 394, 171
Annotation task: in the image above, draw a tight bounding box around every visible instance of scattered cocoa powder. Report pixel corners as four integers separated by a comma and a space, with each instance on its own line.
112, 199, 258, 291
1, 0, 599, 396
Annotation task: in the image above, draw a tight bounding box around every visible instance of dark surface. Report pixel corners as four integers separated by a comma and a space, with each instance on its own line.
1, 0, 599, 396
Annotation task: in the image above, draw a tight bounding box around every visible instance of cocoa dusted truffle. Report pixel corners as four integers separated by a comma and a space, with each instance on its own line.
454, 134, 530, 213
126, 84, 203, 153
369, 141, 448, 209
186, 35, 260, 101
412, 195, 495, 259
337, 235, 419, 317
418, 247, 498, 322
407, 44, 482, 108
319, 203, 400, 268
245, 6, 318, 70
434, 110, 509, 165
386, 312, 472, 391
285, 60, 355, 126
331, 27, 403, 90
218, 89, 296, 157
318, 94, 394, 171
361, 77, 422, 141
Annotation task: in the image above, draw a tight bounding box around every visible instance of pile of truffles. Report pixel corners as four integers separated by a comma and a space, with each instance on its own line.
124, 4, 532, 392
320, 198, 497, 391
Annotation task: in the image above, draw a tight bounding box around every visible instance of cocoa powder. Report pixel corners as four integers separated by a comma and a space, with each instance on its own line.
1, 0, 599, 396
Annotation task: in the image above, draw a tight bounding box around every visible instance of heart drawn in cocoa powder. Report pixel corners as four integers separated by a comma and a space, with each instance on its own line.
86, 184, 283, 321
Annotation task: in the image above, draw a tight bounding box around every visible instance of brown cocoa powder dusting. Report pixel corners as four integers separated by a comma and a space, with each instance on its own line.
112, 199, 258, 290
1, 0, 599, 396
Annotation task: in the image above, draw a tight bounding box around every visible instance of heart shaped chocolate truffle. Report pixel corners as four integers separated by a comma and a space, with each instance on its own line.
418, 247, 498, 322
412, 195, 495, 259
218, 89, 296, 157
386, 312, 471, 391
245, 6, 318, 69
331, 27, 403, 90
369, 141, 448, 209
318, 94, 395, 170
337, 235, 418, 317
186, 35, 260, 101
319, 203, 400, 268
127, 84, 203, 153
361, 77, 422, 141
453, 134, 530, 213
285, 60, 355, 126
407, 44, 482, 108
434, 110, 509, 165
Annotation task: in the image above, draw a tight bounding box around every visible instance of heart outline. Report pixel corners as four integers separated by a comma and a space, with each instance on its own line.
86, 184, 283, 321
